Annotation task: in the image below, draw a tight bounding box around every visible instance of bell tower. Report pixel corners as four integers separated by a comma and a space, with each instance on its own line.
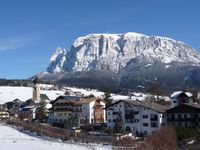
33, 76, 41, 101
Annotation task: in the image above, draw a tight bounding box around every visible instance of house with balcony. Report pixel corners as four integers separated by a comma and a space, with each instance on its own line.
0, 109, 10, 120
48, 95, 106, 128
106, 100, 167, 135
167, 91, 200, 127
170, 91, 193, 107
167, 103, 200, 127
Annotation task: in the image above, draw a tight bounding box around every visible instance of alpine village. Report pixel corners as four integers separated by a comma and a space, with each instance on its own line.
0, 76, 199, 150
1, 1, 200, 150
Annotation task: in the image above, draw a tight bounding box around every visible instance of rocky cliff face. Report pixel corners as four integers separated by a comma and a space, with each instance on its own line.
47, 32, 200, 73
43, 32, 200, 92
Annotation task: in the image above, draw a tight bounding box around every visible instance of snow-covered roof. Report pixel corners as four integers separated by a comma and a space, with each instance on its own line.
170, 91, 193, 98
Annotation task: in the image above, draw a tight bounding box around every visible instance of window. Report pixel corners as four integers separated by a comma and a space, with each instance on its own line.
134, 119, 139, 123
143, 115, 148, 119
143, 123, 149, 127
108, 119, 111, 123
113, 119, 116, 122
151, 122, 158, 128
184, 114, 187, 119
144, 131, 148, 135
113, 112, 119, 115
178, 114, 181, 119
134, 111, 139, 115
108, 112, 111, 115
150, 114, 158, 121
125, 126, 131, 132
120, 105, 122, 107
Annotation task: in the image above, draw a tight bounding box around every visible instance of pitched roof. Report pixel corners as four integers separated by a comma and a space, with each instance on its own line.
106, 100, 167, 113
125, 100, 167, 113
185, 103, 200, 109
75, 98, 103, 105
171, 91, 192, 98
51, 95, 81, 104
166, 103, 200, 113
40, 94, 50, 100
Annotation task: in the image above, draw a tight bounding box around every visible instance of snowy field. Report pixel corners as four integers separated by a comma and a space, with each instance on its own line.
0, 86, 65, 104
0, 124, 111, 150
0, 86, 140, 104
65, 87, 152, 101
0, 85, 169, 104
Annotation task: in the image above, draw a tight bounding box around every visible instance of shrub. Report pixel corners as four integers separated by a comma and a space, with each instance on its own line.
175, 127, 199, 141
139, 125, 177, 150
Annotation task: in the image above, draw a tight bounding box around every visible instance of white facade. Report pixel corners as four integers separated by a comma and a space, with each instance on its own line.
106, 100, 167, 135
48, 98, 106, 126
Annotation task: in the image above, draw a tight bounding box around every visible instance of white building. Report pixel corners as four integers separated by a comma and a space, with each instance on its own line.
48, 96, 106, 128
170, 91, 193, 107
106, 100, 167, 135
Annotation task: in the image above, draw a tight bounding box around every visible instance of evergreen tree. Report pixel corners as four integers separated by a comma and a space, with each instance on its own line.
114, 112, 124, 133
36, 100, 48, 121
104, 91, 113, 107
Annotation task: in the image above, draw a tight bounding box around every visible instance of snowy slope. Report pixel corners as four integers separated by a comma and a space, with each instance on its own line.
47, 32, 200, 73
0, 86, 65, 104
65, 87, 170, 101
0, 86, 170, 104
0, 124, 111, 150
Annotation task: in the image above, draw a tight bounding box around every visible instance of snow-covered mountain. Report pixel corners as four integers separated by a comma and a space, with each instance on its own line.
47, 32, 200, 73
47, 47, 67, 73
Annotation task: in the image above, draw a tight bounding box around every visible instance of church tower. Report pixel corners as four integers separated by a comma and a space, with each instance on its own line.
33, 76, 41, 101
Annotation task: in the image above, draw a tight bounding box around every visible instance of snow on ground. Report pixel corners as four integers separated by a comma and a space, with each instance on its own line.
66, 87, 150, 101
144, 63, 152, 67
66, 87, 105, 97
0, 86, 65, 104
0, 124, 111, 150
165, 65, 171, 68
0, 85, 170, 104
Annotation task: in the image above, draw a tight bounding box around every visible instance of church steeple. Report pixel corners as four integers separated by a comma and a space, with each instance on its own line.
32, 76, 41, 101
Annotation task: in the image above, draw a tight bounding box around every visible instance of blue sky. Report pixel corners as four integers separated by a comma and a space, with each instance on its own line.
0, 0, 199, 79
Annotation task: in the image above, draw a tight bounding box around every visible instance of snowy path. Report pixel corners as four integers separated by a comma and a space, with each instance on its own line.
0, 124, 111, 150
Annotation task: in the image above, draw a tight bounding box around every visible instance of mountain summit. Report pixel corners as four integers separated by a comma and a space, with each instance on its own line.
42, 32, 200, 92
47, 32, 200, 73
